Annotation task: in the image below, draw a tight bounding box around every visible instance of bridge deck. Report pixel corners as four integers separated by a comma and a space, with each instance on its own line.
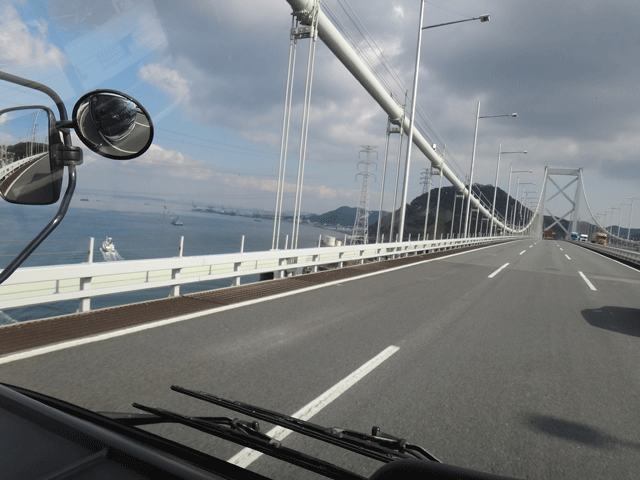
0, 242, 498, 356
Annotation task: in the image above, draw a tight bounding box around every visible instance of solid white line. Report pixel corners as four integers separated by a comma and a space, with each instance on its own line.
488, 263, 510, 278
519, 250, 526, 255
0, 241, 518, 364
227, 345, 400, 468
579, 271, 597, 291
578, 246, 640, 273
565, 254, 571, 260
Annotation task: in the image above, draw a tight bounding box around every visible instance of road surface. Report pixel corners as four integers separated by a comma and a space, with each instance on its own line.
1, 239, 639, 479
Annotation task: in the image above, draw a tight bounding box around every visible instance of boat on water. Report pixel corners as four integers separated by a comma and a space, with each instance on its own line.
163, 205, 184, 226
100, 237, 115, 253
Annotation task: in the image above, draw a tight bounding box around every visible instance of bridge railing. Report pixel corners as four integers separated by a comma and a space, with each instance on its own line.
573, 240, 640, 267
0, 236, 516, 313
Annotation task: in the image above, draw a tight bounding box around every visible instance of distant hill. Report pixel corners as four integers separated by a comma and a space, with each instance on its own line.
304, 206, 388, 228
369, 184, 532, 241
306, 185, 629, 243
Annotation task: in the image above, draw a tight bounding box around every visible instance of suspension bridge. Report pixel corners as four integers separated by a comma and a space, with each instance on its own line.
1, 1, 639, 479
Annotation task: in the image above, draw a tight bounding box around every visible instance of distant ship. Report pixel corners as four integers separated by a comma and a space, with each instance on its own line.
163, 205, 183, 226
80, 198, 89, 201
100, 237, 115, 253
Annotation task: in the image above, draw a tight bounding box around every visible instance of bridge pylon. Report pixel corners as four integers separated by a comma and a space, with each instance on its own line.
539, 167, 583, 238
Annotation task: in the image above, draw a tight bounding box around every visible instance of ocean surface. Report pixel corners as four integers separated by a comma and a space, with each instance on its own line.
0, 201, 345, 324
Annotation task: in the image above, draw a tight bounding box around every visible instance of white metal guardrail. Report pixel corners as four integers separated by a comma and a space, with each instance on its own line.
0, 236, 518, 313
573, 240, 640, 266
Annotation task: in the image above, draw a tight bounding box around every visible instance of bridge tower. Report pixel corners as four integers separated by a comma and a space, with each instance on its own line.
539, 167, 583, 238
350, 146, 377, 245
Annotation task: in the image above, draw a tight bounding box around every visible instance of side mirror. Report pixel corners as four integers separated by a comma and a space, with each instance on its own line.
0, 106, 63, 205
72, 90, 153, 160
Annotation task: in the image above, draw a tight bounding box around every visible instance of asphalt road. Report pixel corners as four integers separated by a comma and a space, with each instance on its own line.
1, 238, 639, 479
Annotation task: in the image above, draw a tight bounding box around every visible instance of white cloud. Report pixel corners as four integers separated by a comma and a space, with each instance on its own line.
138, 63, 191, 104
392, 4, 405, 21
0, 4, 67, 70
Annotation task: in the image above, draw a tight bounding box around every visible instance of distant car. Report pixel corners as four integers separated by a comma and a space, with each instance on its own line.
580, 234, 588, 242
570, 232, 579, 240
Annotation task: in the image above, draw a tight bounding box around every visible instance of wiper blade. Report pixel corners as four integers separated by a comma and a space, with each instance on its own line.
170, 385, 440, 463
130, 402, 366, 480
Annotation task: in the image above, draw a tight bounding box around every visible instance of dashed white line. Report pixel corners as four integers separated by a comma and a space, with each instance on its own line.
559, 248, 563, 251
579, 271, 597, 291
565, 254, 571, 260
519, 250, 526, 255
227, 345, 400, 468
488, 263, 510, 278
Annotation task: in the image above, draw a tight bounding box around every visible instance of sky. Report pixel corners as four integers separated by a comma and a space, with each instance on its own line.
1, 0, 640, 229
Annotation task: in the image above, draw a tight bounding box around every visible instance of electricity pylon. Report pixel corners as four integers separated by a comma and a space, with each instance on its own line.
350, 146, 377, 245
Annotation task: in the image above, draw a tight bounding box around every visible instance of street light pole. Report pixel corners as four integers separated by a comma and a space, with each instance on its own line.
491, 146, 527, 236
628, 197, 640, 241
398, 5, 490, 242
397, 0, 426, 243
520, 191, 536, 232
512, 181, 534, 229
504, 166, 532, 232
616, 203, 625, 238
464, 101, 481, 238
463, 110, 518, 238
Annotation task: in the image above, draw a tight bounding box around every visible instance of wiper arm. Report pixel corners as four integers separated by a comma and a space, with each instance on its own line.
129, 402, 366, 480
170, 385, 440, 463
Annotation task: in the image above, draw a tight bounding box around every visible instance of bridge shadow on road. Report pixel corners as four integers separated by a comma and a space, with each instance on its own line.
581, 306, 640, 337
523, 414, 640, 450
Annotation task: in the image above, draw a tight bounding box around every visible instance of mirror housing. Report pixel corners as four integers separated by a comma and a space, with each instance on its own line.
72, 90, 153, 160
0, 106, 64, 205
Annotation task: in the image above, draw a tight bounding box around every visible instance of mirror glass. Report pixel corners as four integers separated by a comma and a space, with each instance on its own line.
73, 90, 153, 160
0, 107, 62, 205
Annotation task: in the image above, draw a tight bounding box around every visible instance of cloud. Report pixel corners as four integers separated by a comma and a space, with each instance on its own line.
138, 62, 191, 104
0, 4, 67, 70
82, 142, 357, 201
392, 4, 405, 21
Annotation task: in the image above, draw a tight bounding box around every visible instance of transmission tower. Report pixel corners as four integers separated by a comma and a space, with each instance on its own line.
350, 146, 377, 245
420, 168, 432, 195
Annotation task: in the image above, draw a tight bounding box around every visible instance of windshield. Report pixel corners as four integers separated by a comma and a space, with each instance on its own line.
1, 1, 640, 479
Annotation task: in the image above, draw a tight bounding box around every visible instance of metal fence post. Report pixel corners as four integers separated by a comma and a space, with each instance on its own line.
170, 268, 181, 296
178, 236, 184, 257
88, 237, 94, 264
78, 277, 91, 312
232, 262, 241, 286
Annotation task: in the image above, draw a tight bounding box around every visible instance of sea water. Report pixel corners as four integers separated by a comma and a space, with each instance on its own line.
0, 202, 345, 324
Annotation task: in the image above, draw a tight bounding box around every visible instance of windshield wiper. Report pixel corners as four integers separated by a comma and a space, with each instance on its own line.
116, 385, 439, 480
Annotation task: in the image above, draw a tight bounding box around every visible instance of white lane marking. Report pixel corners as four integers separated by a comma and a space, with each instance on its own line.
488, 263, 510, 278
565, 254, 571, 260
559, 248, 563, 251
579, 247, 640, 273
519, 250, 526, 255
529, 245, 533, 248
0, 242, 515, 364
227, 345, 400, 468
579, 271, 597, 291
